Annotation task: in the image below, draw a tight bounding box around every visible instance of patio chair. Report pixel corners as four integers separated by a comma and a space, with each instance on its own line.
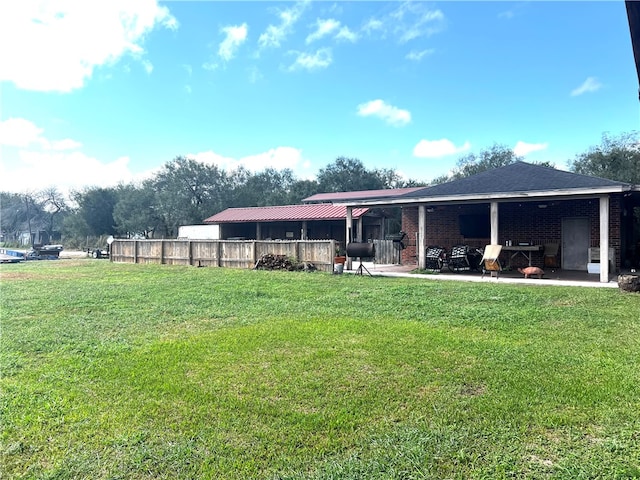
480, 244, 503, 278
543, 243, 559, 268
447, 245, 471, 273
425, 246, 446, 272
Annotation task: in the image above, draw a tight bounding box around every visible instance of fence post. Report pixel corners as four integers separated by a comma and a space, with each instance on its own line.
134, 240, 138, 263
252, 241, 257, 267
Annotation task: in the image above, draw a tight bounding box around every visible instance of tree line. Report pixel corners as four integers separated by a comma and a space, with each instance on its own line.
1, 133, 638, 248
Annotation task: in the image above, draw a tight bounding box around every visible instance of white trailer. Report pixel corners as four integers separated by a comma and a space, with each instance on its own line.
177, 224, 220, 240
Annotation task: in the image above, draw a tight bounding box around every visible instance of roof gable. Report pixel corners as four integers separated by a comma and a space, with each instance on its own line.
404, 162, 631, 198
204, 204, 369, 224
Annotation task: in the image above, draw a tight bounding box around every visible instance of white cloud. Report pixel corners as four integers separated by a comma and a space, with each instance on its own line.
362, 18, 384, 35
335, 26, 358, 43
367, 2, 445, 44
218, 23, 248, 61
190, 147, 304, 172
513, 141, 548, 156
0, 118, 83, 151
258, 1, 309, 50
571, 77, 603, 96
0, 117, 137, 193
406, 49, 434, 62
51, 138, 83, 151
0, 1, 178, 92
0, 118, 45, 148
0, 151, 135, 194
413, 138, 471, 158
248, 66, 264, 84
306, 18, 340, 44
288, 48, 333, 71
357, 99, 411, 127
499, 10, 515, 20
142, 59, 154, 74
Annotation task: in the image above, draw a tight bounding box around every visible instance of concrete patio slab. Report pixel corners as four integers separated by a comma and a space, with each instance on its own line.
344, 261, 621, 288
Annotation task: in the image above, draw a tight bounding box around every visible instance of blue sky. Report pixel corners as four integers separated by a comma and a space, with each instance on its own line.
0, 1, 637, 195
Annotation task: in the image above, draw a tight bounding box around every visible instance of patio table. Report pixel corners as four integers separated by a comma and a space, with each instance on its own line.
503, 244, 542, 267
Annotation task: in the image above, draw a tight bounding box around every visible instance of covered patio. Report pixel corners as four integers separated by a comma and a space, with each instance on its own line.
326, 163, 638, 284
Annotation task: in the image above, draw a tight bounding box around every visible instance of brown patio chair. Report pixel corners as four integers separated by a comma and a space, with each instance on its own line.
481, 244, 502, 278
543, 243, 559, 268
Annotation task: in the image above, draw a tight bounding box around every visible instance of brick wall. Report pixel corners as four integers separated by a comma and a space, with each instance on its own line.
401, 196, 623, 269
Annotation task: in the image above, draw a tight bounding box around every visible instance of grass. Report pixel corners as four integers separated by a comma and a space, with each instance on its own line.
1, 259, 639, 479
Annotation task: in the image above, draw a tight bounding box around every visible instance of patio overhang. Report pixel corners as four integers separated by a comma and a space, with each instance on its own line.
334, 186, 632, 208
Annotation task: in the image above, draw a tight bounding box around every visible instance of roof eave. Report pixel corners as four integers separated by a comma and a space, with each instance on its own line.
338, 186, 631, 207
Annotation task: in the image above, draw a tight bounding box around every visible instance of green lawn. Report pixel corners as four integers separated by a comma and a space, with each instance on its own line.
1, 260, 639, 479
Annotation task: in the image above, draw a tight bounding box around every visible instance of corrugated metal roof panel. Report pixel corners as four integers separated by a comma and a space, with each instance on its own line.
204, 204, 369, 224
303, 187, 426, 203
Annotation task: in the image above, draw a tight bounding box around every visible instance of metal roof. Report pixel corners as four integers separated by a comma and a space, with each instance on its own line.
203, 204, 370, 224
302, 187, 425, 203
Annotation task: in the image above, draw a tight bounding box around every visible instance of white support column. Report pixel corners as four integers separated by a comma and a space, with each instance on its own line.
301, 221, 307, 240
357, 217, 363, 242
256, 223, 262, 240
418, 205, 426, 270
346, 207, 353, 270
599, 196, 610, 283
490, 202, 499, 245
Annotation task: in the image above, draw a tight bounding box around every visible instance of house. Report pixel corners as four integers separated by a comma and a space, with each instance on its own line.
318, 162, 639, 283
201, 163, 638, 282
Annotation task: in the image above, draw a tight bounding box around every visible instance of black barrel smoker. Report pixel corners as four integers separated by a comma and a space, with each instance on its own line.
346, 242, 376, 276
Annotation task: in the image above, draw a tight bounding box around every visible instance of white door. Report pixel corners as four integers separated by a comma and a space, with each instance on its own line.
561, 217, 590, 271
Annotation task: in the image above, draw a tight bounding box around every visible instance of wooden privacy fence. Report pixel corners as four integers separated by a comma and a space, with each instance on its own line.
110, 239, 402, 272
110, 239, 338, 272
372, 239, 401, 265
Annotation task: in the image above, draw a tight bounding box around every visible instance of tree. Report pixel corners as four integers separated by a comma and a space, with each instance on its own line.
432, 144, 523, 184
39, 187, 68, 242
432, 144, 554, 184
152, 156, 232, 236
0, 192, 34, 243
113, 183, 163, 238
317, 157, 387, 193
286, 179, 320, 204
569, 131, 640, 184
70, 187, 118, 237
232, 168, 296, 207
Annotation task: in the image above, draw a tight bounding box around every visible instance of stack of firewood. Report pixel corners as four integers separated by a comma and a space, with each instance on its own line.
254, 253, 316, 271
